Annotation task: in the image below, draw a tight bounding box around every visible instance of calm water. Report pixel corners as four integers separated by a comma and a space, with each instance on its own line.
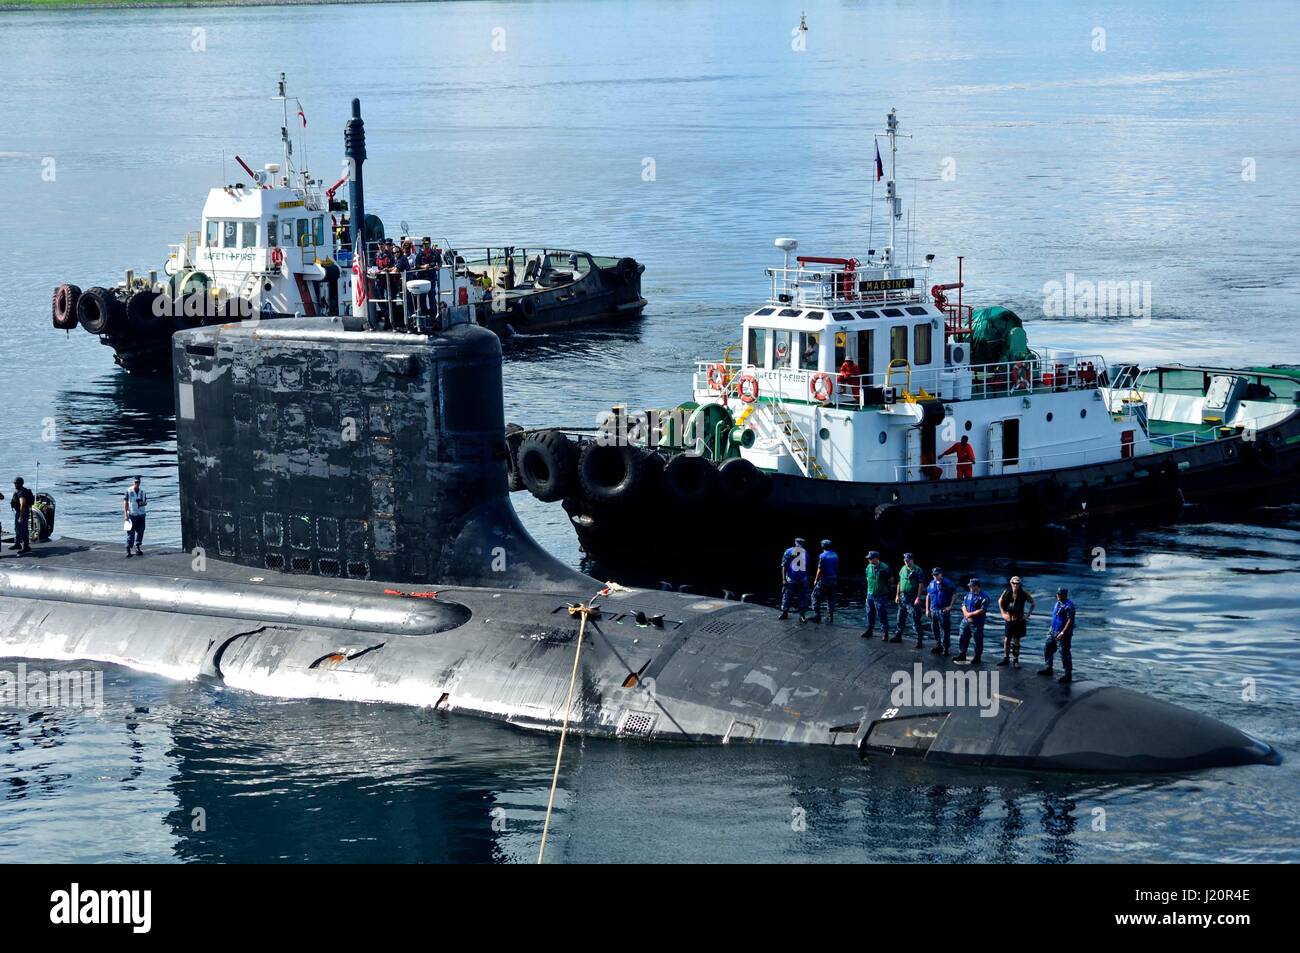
1, 0, 1298, 862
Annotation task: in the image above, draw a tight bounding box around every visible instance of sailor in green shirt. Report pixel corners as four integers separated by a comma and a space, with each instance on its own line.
861, 550, 894, 641
895, 552, 925, 647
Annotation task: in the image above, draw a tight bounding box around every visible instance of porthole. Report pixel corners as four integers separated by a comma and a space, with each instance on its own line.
964, 420, 972, 431
879, 431, 888, 445
1046, 412, 1054, 422
1080, 408, 1088, 419
819, 427, 831, 439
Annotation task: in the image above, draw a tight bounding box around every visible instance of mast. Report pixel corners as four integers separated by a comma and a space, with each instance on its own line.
885, 108, 901, 274
275, 72, 294, 186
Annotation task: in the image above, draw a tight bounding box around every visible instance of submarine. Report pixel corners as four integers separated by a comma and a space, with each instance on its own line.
0, 106, 1279, 775
0, 316, 1281, 771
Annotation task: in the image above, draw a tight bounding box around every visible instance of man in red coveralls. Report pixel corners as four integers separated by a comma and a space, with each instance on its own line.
837, 357, 862, 403
941, 435, 976, 479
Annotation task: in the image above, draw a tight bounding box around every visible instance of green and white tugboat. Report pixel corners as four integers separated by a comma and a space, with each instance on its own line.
509, 111, 1300, 575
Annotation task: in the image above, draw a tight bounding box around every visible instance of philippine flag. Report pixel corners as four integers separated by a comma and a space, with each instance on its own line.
874, 142, 884, 181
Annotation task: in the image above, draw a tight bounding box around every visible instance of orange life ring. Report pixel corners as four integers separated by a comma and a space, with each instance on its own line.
737, 374, 759, 404
270, 247, 285, 268
707, 362, 729, 392
810, 372, 834, 403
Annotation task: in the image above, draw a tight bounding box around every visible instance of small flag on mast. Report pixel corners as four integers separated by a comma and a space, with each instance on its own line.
874, 142, 884, 182
295, 99, 307, 128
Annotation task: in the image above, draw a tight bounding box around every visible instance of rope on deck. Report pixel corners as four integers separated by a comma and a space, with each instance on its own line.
537, 592, 604, 864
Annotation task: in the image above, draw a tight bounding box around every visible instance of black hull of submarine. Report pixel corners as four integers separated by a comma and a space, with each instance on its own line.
0, 540, 1278, 772
0, 318, 1278, 774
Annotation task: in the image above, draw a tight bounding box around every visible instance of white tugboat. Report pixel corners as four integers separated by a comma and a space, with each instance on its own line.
509, 110, 1300, 574
49, 76, 646, 375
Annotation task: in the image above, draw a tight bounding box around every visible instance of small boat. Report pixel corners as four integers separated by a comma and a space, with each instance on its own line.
48, 76, 645, 376
509, 110, 1300, 578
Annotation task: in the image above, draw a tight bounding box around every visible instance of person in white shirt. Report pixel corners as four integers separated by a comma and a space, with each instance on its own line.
123, 476, 147, 557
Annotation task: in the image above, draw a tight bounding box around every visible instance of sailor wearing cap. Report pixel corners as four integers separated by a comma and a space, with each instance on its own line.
778, 537, 810, 622
811, 539, 839, 624
123, 475, 147, 557
1039, 587, 1077, 683
925, 567, 957, 655
895, 552, 925, 647
861, 550, 894, 641
953, 578, 990, 664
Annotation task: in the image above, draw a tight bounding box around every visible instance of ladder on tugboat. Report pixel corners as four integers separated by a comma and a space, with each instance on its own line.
764, 402, 827, 479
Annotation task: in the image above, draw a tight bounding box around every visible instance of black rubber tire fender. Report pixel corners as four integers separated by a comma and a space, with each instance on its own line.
518, 295, 538, 320
717, 456, 769, 502
52, 283, 81, 330
504, 423, 526, 492
579, 442, 652, 505
616, 257, 639, 284
662, 452, 718, 507
77, 286, 124, 335
517, 429, 578, 503
1245, 437, 1282, 473
126, 289, 167, 335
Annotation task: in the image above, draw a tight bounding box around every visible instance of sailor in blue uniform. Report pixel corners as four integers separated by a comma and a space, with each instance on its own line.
953, 577, 989, 664
1039, 587, 1076, 683
926, 567, 956, 656
811, 539, 838, 624
778, 537, 809, 622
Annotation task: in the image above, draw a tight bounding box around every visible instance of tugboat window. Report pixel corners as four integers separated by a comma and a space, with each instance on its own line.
890, 325, 908, 363
774, 330, 793, 369
205, 220, 219, 247
312, 216, 325, 247
779, 308, 801, 318
798, 332, 820, 370
747, 327, 768, 367
857, 310, 878, 320
296, 218, 309, 247
906, 306, 929, 316
754, 307, 776, 317
222, 221, 239, 248
267, 218, 278, 248
241, 222, 258, 249
913, 324, 932, 366
882, 308, 904, 318
281, 220, 294, 246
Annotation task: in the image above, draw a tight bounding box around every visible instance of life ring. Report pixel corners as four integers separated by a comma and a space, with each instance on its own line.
810, 372, 834, 403
737, 374, 760, 404
707, 363, 729, 393
270, 247, 285, 269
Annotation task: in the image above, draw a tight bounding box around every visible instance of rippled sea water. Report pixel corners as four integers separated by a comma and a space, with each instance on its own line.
1, 0, 1298, 862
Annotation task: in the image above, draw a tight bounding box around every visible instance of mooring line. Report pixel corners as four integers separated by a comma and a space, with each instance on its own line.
537, 594, 602, 864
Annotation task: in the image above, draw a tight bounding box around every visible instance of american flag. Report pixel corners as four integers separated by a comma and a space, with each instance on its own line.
352, 233, 367, 313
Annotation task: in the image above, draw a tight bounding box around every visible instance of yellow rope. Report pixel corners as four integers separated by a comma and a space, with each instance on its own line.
537, 596, 600, 864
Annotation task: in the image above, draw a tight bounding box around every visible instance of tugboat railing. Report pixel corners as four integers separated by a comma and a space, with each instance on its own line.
694, 353, 1110, 409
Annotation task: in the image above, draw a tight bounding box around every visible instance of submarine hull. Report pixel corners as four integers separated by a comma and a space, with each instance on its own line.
0, 539, 1277, 773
